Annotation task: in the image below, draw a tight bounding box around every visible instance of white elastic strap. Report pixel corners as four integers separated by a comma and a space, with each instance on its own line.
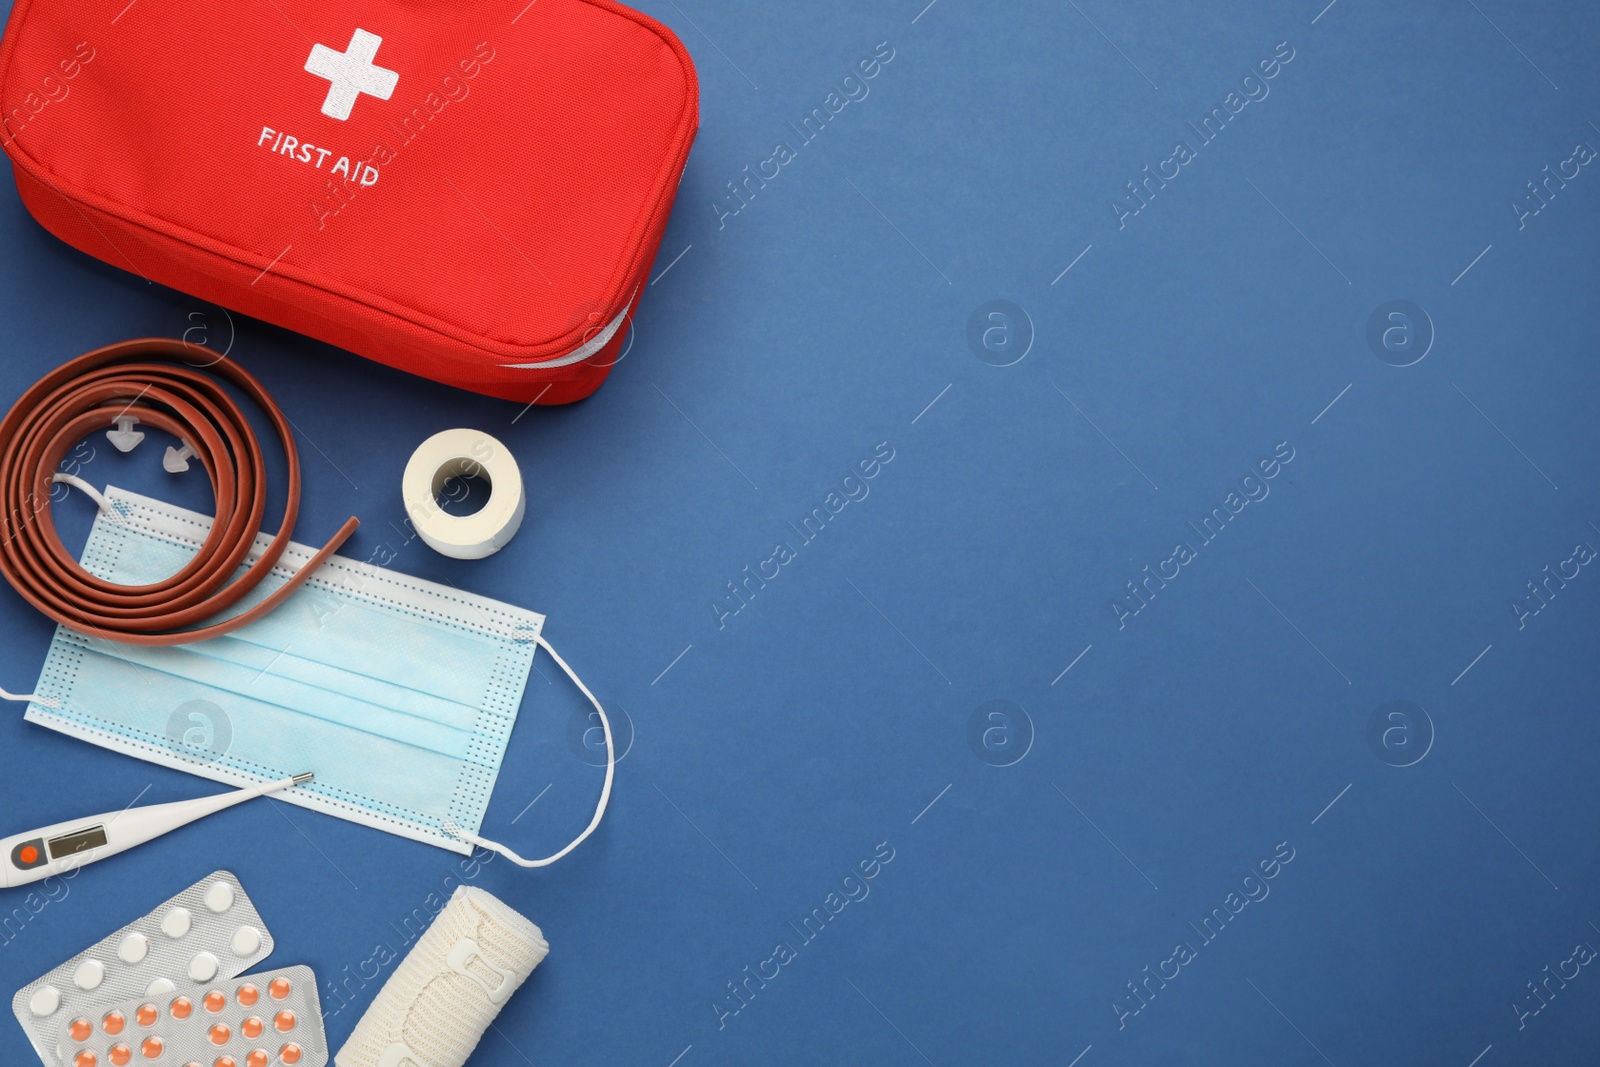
4, 477, 107, 709
0, 687, 53, 705
53, 475, 128, 531
52, 473, 114, 515
448, 635, 614, 868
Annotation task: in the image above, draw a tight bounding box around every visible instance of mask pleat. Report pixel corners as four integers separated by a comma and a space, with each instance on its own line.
64, 633, 478, 756
30, 488, 543, 854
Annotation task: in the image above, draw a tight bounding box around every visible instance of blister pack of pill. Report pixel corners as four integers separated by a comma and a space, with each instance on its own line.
54, 964, 327, 1067
11, 872, 274, 1067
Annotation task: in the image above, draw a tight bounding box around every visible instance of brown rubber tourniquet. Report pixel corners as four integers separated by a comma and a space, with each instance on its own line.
0, 338, 361, 645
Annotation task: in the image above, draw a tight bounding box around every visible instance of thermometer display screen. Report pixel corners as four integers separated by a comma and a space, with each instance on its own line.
48, 826, 108, 858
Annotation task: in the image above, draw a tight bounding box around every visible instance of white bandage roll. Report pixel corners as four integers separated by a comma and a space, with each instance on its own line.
402, 429, 527, 559
335, 887, 549, 1067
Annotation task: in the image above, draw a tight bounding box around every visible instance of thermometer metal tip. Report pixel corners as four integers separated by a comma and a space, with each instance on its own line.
291, 772, 315, 786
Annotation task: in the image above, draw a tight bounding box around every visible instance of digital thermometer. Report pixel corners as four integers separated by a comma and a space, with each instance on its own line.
1, 773, 313, 888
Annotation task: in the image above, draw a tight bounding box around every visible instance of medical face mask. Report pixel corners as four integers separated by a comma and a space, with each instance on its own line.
20, 485, 612, 868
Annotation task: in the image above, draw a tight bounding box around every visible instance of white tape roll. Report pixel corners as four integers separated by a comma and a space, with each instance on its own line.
402, 429, 527, 560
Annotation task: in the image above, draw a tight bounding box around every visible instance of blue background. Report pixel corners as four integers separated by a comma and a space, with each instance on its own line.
3, 0, 1600, 1064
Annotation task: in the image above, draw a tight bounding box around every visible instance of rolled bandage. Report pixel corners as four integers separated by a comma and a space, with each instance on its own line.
335, 887, 549, 1067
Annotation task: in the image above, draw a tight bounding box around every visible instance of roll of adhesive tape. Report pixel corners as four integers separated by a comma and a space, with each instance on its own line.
403, 429, 527, 560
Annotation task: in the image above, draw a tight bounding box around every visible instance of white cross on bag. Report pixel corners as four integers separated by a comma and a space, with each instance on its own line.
305, 28, 399, 121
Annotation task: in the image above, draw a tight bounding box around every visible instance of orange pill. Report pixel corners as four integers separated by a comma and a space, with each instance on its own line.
70, 1018, 93, 1042
268, 979, 290, 1001
215, 1059, 237, 1067
204, 992, 227, 1014
279, 1046, 301, 1066
141, 1038, 163, 1059
73, 1052, 96, 1067
246, 1052, 269, 1067
236, 985, 259, 1008
273, 1011, 295, 1033
209, 1024, 231, 1045
103, 1012, 125, 1035
109, 1046, 132, 1066
171, 997, 194, 1020
135, 1005, 158, 1027
241, 1017, 263, 1040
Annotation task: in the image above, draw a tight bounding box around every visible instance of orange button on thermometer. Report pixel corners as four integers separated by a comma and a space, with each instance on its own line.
8, 837, 48, 873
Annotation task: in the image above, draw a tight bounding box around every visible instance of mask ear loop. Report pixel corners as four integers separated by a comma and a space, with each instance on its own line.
0, 476, 124, 708
0, 473, 100, 707
446, 634, 614, 868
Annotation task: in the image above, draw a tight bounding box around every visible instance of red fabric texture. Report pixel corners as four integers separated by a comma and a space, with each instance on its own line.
0, 0, 698, 403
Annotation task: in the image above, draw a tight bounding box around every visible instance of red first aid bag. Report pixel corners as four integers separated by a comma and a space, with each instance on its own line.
0, 0, 697, 403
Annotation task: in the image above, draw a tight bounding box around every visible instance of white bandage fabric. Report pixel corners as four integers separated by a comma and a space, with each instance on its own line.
335, 887, 549, 1067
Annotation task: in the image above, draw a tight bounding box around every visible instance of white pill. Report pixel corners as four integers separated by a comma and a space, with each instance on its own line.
203, 881, 235, 913
188, 951, 219, 983
145, 978, 177, 998
118, 932, 150, 964
28, 985, 61, 1017
161, 907, 192, 939
73, 960, 105, 990
231, 926, 262, 956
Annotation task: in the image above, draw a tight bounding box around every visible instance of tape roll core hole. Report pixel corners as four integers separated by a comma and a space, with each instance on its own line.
432, 459, 493, 518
